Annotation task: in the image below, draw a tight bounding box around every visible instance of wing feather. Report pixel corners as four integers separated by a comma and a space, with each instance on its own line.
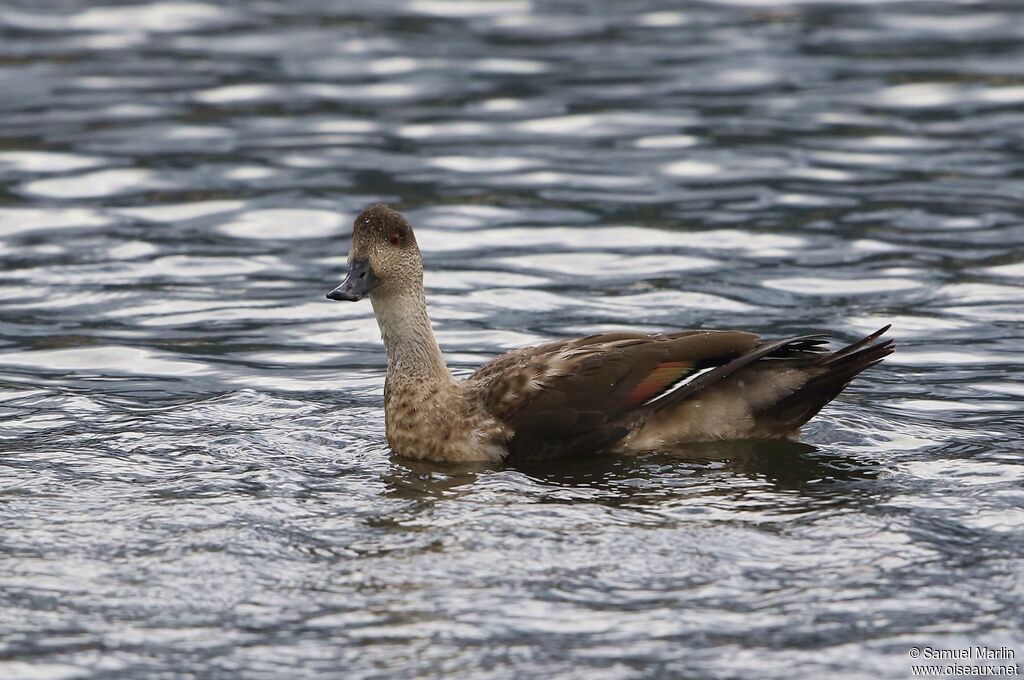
621, 360, 695, 410
469, 329, 764, 461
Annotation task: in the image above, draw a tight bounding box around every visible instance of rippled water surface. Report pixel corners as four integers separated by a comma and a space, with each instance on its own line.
2, 1, 1024, 677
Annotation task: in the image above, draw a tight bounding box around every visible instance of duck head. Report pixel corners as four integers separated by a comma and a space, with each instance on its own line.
326, 204, 421, 302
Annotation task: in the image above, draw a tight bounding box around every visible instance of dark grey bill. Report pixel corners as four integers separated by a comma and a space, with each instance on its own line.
326, 259, 378, 301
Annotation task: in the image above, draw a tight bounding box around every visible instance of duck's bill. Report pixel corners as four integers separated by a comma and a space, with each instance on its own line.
326, 259, 378, 301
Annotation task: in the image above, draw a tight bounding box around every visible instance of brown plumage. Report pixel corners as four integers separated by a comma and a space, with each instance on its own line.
327, 204, 895, 463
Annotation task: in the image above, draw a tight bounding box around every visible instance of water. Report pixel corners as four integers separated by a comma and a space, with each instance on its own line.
1, 0, 1023, 677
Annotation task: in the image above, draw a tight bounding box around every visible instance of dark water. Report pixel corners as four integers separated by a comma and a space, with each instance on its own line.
1, 0, 1023, 677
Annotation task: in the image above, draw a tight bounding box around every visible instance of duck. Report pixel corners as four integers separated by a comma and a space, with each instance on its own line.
326, 204, 894, 463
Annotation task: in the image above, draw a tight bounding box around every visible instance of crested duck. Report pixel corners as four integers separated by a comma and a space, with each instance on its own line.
327, 204, 894, 463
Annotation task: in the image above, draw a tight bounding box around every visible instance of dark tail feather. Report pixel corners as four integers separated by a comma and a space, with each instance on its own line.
759, 327, 895, 431
821, 323, 891, 366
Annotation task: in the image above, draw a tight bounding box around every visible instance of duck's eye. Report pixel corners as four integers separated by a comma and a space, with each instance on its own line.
388, 232, 401, 246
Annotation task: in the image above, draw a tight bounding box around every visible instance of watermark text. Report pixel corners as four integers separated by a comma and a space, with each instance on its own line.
909, 646, 1019, 677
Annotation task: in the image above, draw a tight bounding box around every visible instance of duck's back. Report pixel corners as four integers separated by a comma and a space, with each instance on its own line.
465, 327, 893, 462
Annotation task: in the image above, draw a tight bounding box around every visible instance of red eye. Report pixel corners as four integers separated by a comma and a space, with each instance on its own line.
388, 232, 401, 246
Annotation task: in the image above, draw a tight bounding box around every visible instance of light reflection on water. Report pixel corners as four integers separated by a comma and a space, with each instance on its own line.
1, 0, 1023, 677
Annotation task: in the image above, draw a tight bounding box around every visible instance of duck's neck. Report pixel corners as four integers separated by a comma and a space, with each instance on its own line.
371, 286, 452, 388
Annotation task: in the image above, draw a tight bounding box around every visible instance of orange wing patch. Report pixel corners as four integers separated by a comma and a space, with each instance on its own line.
622, 361, 694, 409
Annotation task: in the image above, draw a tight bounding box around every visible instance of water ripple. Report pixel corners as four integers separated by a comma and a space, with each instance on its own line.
1, 0, 1023, 678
